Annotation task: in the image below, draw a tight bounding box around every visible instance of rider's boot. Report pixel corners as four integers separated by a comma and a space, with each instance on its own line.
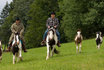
7, 42, 12, 52
41, 38, 46, 45
22, 44, 27, 52
57, 41, 61, 47
41, 40, 45, 45
21, 40, 27, 52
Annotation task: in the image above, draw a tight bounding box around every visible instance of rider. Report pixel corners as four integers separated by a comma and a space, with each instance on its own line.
8, 17, 27, 52
41, 12, 61, 47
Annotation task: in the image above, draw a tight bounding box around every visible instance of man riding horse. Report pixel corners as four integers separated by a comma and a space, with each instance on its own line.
41, 12, 61, 47
8, 17, 27, 52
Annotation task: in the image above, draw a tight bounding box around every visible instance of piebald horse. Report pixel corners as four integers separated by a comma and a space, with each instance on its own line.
75, 29, 83, 53
96, 32, 103, 49
46, 27, 58, 60
12, 33, 23, 64
0, 41, 2, 60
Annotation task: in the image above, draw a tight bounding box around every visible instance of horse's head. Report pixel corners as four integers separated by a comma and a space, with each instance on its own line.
77, 30, 81, 37
100, 32, 102, 36
48, 27, 55, 40
96, 32, 101, 39
0, 41, 1, 49
77, 29, 81, 34
12, 33, 20, 46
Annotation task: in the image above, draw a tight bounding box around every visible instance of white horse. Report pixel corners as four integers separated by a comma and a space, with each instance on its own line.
12, 33, 22, 64
46, 27, 58, 60
75, 29, 83, 53
96, 32, 103, 49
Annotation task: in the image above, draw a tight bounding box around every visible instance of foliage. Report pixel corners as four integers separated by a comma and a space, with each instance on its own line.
1, 0, 104, 48
60, 0, 104, 42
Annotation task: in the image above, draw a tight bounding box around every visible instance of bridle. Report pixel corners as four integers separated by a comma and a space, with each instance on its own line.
47, 27, 56, 40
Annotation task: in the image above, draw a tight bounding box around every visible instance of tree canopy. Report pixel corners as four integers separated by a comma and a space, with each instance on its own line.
0, 0, 104, 48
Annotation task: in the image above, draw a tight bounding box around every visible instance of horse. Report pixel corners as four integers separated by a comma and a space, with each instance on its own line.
75, 29, 83, 53
0, 41, 2, 60
46, 27, 58, 60
12, 33, 23, 64
96, 32, 103, 49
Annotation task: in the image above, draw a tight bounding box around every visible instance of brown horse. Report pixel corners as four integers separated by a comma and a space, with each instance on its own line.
75, 29, 83, 53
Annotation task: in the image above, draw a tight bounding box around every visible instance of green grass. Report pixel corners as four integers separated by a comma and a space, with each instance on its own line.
0, 39, 104, 70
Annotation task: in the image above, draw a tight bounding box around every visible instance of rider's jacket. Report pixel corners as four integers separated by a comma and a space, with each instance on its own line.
11, 22, 24, 36
46, 17, 59, 29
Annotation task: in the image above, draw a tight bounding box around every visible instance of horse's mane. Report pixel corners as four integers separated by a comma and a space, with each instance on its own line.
47, 28, 56, 46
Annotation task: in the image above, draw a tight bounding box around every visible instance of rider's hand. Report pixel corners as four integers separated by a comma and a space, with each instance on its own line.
48, 26, 50, 29
17, 42, 19, 45
15, 31, 17, 34
18, 32, 20, 35
15, 32, 20, 35
14, 32, 18, 34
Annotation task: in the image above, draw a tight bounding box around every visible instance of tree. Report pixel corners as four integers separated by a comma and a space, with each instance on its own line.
10, 0, 34, 27
0, 0, 34, 49
59, 0, 104, 42
0, 2, 10, 24
25, 0, 59, 48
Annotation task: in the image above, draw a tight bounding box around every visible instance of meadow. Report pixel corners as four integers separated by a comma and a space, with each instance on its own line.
0, 39, 104, 70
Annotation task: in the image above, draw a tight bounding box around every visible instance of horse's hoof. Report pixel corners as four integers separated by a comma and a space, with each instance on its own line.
46, 58, 48, 60
50, 54, 53, 57
17, 61, 19, 63
0, 56, 2, 60
54, 50, 59, 54
24, 50, 27, 52
46, 57, 49, 60
20, 57, 23, 61
51, 55, 53, 57
13, 62, 15, 64
79, 51, 81, 53
0, 58, 2, 60
76, 50, 78, 53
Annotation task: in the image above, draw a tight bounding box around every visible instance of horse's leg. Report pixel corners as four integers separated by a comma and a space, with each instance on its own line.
97, 45, 98, 49
17, 55, 19, 62
46, 44, 50, 60
51, 45, 55, 57
98, 44, 100, 49
97, 44, 98, 48
0, 56, 2, 60
16, 52, 20, 62
76, 44, 78, 53
0, 50, 2, 60
18, 48, 23, 61
13, 54, 15, 64
18, 42, 23, 61
79, 43, 82, 53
